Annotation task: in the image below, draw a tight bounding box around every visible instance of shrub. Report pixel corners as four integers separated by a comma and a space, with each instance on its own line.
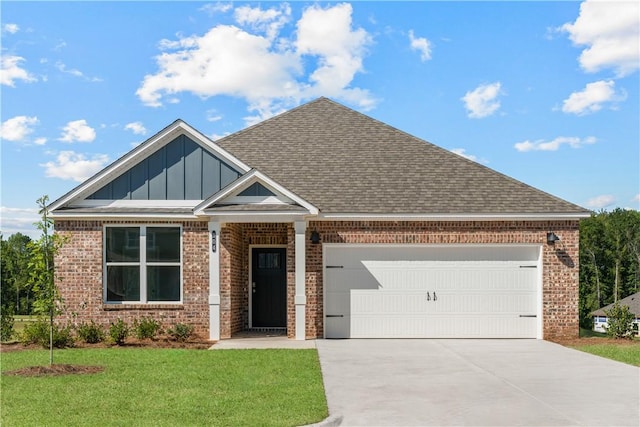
21, 319, 74, 348
109, 318, 129, 345
604, 302, 635, 339
133, 316, 161, 340
77, 320, 106, 344
0, 312, 15, 342
167, 323, 194, 342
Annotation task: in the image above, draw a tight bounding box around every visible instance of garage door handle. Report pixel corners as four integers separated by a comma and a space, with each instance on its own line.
326, 314, 344, 318
519, 315, 537, 318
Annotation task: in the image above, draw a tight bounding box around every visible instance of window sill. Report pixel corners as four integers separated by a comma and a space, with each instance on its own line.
103, 304, 184, 311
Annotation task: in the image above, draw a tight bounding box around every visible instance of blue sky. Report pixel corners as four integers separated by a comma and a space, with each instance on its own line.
1, 1, 638, 238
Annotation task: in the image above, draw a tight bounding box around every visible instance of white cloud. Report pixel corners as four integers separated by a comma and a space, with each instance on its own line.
55, 61, 102, 82
58, 120, 96, 143
450, 148, 487, 164
560, 0, 639, 77
408, 30, 431, 61
1, 116, 39, 142
514, 136, 596, 152
461, 82, 502, 118
1, 55, 37, 86
585, 194, 616, 209
634, 194, 640, 202
206, 110, 222, 122
561, 80, 626, 115
0, 206, 41, 239
41, 151, 109, 182
234, 4, 291, 41
34, 137, 47, 146
124, 121, 147, 135
200, 2, 233, 16
3, 23, 19, 34
295, 3, 374, 108
137, 3, 375, 124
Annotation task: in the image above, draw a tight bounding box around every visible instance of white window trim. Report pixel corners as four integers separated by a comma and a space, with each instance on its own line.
103, 224, 183, 304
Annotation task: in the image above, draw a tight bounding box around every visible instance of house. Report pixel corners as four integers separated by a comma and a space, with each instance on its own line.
591, 292, 640, 335
50, 97, 590, 341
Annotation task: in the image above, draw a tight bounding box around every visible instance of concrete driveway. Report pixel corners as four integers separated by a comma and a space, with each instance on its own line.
316, 339, 639, 426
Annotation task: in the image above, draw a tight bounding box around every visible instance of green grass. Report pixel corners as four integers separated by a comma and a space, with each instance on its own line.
579, 327, 607, 338
1, 348, 328, 426
571, 343, 640, 366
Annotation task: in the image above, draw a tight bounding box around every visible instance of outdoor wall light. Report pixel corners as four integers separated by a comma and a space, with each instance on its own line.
310, 230, 321, 244
546, 232, 560, 245
211, 230, 217, 252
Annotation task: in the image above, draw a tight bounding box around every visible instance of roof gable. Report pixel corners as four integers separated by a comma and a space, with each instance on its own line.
86, 134, 241, 201
50, 120, 250, 211
194, 170, 318, 216
215, 97, 590, 216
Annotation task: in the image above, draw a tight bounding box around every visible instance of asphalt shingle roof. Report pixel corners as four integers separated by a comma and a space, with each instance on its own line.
591, 292, 640, 317
216, 98, 589, 215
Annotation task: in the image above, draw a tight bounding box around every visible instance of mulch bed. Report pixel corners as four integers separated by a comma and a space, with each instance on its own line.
4, 364, 105, 377
1, 337, 213, 377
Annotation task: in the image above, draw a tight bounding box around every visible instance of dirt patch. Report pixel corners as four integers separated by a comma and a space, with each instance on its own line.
4, 364, 105, 377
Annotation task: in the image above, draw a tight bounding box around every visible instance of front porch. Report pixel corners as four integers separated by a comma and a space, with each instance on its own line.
209, 222, 309, 340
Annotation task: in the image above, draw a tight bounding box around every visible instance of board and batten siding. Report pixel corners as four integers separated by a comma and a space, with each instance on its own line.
88, 135, 241, 200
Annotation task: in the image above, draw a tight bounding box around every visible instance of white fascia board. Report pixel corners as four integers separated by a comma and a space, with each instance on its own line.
316, 213, 591, 221
50, 212, 198, 220
202, 213, 311, 223
49, 120, 251, 212
194, 170, 319, 215
70, 200, 201, 208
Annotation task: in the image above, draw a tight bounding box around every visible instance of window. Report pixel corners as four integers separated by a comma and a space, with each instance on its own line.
258, 252, 281, 269
105, 226, 181, 303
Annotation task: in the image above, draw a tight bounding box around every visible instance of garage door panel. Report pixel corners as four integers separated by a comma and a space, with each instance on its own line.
325, 245, 540, 339
351, 290, 536, 315
351, 315, 536, 338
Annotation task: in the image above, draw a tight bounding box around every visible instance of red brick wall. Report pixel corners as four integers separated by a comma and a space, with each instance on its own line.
54, 220, 210, 338
219, 223, 292, 338
56, 219, 580, 341
305, 220, 580, 340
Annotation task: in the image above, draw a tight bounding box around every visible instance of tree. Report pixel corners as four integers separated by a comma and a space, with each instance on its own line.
604, 302, 635, 339
27, 195, 66, 365
1, 233, 33, 315
579, 209, 640, 328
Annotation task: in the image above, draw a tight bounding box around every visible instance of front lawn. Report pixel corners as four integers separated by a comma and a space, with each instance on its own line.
1, 348, 328, 426
570, 342, 640, 366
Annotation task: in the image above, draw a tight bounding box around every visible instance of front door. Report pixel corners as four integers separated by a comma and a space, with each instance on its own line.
251, 247, 287, 327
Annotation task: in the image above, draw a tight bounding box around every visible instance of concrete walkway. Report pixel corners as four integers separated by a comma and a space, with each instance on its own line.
316, 339, 640, 426
209, 336, 316, 349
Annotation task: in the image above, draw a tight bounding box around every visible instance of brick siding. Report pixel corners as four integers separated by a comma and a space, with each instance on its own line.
54, 220, 210, 338
55, 219, 579, 341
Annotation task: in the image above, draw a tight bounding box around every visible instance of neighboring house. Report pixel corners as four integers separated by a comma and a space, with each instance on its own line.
591, 292, 640, 335
50, 98, 590, 341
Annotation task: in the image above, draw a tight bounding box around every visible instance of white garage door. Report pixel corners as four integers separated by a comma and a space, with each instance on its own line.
324, 245, 540, 339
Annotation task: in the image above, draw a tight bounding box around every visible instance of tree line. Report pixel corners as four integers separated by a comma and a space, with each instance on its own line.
579, 208, 640, 327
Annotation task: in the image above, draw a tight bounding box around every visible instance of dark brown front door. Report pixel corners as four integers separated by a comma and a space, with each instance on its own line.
251, 247, 286, 327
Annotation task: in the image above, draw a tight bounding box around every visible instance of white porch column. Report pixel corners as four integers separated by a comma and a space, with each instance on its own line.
294, 221, 307, 340
208, 221, 221, 341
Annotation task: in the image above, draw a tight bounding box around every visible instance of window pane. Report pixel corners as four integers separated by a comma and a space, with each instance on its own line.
106, 266, 140, 301
106, 228, 140, 262
147, 266, 180, 301
147, 227, 180, 262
